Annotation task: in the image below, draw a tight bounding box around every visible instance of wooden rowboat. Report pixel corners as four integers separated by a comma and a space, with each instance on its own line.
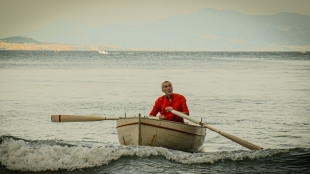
116, 115, 207, 152
51, 111, 263, 151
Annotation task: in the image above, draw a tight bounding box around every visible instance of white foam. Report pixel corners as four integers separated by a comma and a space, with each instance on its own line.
0, 138, 123, 171
0, 138, 288, 172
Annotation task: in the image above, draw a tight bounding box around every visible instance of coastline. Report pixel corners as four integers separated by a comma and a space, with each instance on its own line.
0, 42, 203, 52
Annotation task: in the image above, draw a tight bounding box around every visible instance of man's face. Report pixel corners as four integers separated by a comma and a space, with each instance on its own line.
162, 82, 173, 95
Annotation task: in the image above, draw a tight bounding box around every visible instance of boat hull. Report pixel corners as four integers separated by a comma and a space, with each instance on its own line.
98, 51, 109, 54
116, 116, 206, 152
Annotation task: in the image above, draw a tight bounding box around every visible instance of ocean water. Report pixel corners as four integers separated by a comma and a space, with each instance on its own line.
0, 50, 309, 173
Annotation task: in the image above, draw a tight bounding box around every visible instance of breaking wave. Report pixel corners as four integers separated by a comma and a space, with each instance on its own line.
1, 136, 309, 172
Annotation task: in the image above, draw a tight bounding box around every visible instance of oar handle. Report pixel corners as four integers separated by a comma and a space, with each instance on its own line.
171, 110, 263, 150
51, 115, 119, 122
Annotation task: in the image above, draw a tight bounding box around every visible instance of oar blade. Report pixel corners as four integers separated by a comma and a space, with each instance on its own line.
171, 110, 263, 150
218, 131, 263, 150
51, 115, 119, 122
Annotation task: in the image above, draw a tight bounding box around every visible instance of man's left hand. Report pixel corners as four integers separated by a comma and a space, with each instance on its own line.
165, 107, 173, 112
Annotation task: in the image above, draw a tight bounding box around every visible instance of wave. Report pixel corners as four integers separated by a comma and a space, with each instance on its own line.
1, 136, 309, 172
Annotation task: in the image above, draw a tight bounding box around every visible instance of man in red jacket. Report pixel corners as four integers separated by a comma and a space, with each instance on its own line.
149, 81, 189, 123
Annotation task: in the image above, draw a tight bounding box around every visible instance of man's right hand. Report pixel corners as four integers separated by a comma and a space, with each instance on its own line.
159, 115, 166, 120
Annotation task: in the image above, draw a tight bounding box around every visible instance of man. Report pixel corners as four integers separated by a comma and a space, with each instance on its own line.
149, 81, 189, 123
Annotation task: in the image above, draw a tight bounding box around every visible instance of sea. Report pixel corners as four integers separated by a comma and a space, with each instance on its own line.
0, 50, 309, 173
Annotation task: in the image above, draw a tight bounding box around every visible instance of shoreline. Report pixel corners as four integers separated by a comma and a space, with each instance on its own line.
0, 42, 309, 52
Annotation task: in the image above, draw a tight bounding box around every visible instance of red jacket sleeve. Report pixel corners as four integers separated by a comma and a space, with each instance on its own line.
149, 97, 162, 116
180, 96, 189, 115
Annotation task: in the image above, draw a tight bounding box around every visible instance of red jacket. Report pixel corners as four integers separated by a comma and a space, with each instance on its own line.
149, 93, 189, 123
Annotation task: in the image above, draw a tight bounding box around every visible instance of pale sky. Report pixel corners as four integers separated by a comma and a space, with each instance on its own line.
1, 0, 310, 37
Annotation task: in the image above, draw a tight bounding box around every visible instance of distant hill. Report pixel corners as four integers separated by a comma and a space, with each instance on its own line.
23, 8, 310, 50
0, 36, 43, 44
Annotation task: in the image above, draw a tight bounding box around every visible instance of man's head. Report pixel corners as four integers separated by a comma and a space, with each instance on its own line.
162, 81, 173, 96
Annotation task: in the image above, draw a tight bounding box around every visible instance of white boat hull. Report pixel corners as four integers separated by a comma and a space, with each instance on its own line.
98, 51, 109, 54
116, 116, 206, 152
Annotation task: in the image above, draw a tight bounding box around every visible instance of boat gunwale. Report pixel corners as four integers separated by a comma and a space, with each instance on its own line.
118, 116, 204, 128
116, 117, 206, 136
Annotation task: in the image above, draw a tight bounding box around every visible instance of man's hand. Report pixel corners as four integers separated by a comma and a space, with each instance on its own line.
165, 107, 173, 112
166, 107, 189, 116
159, 115, 166, 120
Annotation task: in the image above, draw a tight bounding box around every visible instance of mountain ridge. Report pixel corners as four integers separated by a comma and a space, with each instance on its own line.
0, 36, 43, 44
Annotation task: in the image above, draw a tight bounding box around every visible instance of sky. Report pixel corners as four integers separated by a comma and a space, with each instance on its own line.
1, 0, 310, 38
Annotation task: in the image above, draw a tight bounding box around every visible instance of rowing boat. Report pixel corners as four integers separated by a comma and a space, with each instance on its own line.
51, 112, 263, 151
116, 115, 207, 152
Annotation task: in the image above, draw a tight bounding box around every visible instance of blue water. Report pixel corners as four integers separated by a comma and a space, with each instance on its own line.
0, 51, 310, 173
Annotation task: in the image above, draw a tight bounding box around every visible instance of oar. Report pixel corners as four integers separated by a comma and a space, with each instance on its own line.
51, 115, 119, 122
171, 110, 263, 150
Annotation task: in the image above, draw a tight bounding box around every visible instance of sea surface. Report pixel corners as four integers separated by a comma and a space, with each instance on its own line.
0, 50, 309, 173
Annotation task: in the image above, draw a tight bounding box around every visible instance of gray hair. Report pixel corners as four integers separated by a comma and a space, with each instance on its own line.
161, 81, 172, 89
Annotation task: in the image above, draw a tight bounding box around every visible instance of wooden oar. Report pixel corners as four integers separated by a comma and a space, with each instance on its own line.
171, 110, 263, 150
51, 115, 119, 122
